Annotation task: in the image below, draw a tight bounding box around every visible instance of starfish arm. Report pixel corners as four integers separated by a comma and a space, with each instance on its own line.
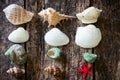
88, 71, 93, 76
83, 72, 87, 79
88, 64, 93, 70
77, 69, 84, 72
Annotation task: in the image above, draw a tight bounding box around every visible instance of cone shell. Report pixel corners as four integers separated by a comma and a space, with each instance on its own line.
47, 48, 61, 59
76, 7, 102, 24
44, 28, 69, 46
75, 25, 102, 48
7, 67, 25, 77
44, 65, 62, 76
38, 8, 76, 27
5, 44, 27, 65
83, 52, 97, 63
3, 4, 34, 25
8, 27, 29, 43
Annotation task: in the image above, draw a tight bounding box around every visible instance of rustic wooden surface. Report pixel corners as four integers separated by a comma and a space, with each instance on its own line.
0, 0, 120, 80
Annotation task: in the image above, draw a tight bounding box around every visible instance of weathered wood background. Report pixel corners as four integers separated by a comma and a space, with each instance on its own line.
0, 0, 120, 80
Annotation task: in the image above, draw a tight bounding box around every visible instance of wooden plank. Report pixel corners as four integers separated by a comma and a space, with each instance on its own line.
92, 0, 120, 80
26, 0, 93, 80
0, 0, 25, 80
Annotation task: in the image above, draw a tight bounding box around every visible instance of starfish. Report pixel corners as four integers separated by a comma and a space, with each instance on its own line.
77, 62, 93, 80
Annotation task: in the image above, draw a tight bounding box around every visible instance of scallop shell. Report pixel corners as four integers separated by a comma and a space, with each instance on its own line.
47, 48, 61, 59
5, 44, 27, 65
38, 8, 76, 27
44, 28, 69, 46
3, 4, 34, 25
76, 7, 102, 24
83, 52, 97, 63
7, 67, 25, 77
8, 27, 29, 43
75, 25, 102, 48
44, 65, 63, 76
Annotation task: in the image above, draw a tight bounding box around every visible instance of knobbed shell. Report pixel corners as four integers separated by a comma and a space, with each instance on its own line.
44, 65, 63, 76
3, 4, 34, 25
8, 27, 29, 43
75, 25, 102, 48
44, 28, 69, 46
47, 48, 61, 59
76, 7, 102, 24
83, 52, 97, 63
7, 67, 25, 77
5, 44, 27, 65
38, 8, 76, 27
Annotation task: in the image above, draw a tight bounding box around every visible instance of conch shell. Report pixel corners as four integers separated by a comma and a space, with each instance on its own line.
38, 8, 76, 27
8, 27, 29, 43
44, 65, 63, 76
44, 28, 69, 46
7, 67, 25, 77
75, 25, 102, 48
76, 7, 102, 24
5, 44, 27, 65
3, 4, 34, 25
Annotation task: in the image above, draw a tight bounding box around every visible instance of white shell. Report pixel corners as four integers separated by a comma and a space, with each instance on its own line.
75, 25, 102, 48
76, 7, 102, 24
3, 4, 34, 25
8, 27, 29, 43
44, 28, 69, 46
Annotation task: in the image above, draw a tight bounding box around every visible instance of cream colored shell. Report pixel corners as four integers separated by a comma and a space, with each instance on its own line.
76, 7, 102, 24
38, 8, 76, 27
44, 28, 69, 46
8, 27, 29, 43
75, 25, 102, 48
3, 4, 34, 25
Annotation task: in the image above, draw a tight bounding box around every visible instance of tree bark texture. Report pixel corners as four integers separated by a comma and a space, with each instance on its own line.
0, 0, 120, 80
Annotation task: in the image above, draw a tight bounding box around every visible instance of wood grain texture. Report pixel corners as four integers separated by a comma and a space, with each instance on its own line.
26, 0, 93, 80
0, 0, 25, 80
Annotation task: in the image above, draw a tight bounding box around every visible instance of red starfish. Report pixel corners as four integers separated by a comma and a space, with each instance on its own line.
77, 62, 93, 80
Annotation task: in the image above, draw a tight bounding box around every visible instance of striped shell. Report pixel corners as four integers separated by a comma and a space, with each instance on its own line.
3, 4, 34, 25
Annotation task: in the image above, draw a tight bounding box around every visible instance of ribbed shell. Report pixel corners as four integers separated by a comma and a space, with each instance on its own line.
3, 4, 34, 25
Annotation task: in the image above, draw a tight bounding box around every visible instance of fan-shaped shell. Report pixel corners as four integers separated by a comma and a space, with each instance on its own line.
3, 4, 34, 25
5, 44, 27, 65
38, 8, 76, 27
75, 25, 102, 48
8, 27, 29, 43
44, 28, 69, 46
76, 7, 102, 24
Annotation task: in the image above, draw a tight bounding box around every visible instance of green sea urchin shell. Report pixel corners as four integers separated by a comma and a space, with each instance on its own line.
5, 44, 27, 65
83, 52, 97, 63
47, 48, 61, 59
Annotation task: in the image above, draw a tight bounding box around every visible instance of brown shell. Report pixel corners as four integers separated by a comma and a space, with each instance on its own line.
3, 4, 34, 25
6, 67, 25, 77
44, 65, 63, 76
38, 8, 76, 27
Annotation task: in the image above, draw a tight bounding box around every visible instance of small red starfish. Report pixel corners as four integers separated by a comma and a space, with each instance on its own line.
77, 62, 93, 80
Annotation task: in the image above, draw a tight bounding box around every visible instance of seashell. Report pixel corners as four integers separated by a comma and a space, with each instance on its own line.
75, 25, 102, 48
38, 8, 76, 27
5, 44, 27, 65
76, 7, 102, 24
7, 67, 25, 77
44, 28, 69, 46
44, 65, 63, 76
83, 52, 97, 63
3, 4, 34, 25
8, 27, 29, 43
47, 48, 61, 59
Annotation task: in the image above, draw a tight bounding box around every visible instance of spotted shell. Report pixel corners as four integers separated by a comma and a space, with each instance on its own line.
76, 7, 102, 24
38, 8, 76, 27
3, 4, 34, 25
5, 44, 27, 65
44, 65, 63, 76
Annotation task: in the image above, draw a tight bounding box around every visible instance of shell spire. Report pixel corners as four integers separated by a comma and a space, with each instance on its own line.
38, 8, 76, 27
